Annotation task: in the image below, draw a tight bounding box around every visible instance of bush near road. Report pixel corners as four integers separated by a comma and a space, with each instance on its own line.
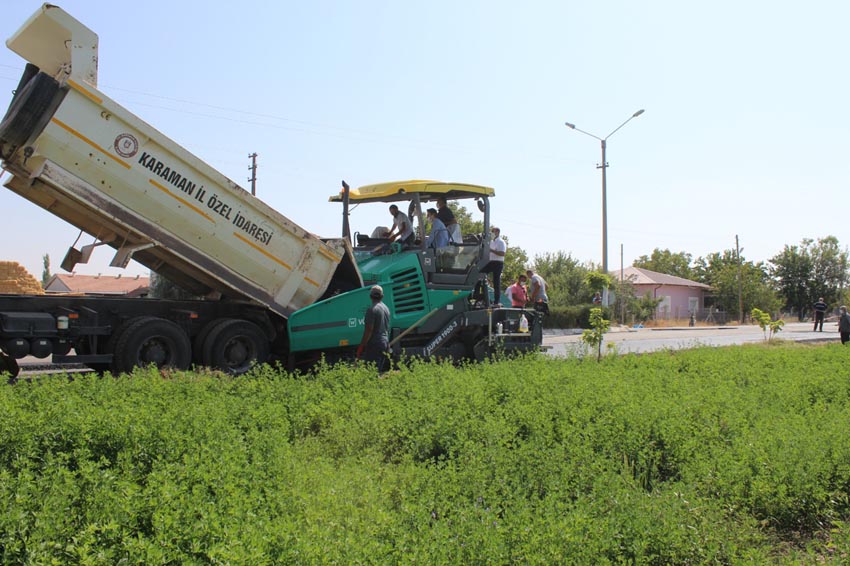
2, 345, 850, 564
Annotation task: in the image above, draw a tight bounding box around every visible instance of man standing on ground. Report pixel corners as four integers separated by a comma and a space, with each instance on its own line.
813, 297, 828, 332
526, 268, 550, 314
386, 205, 414, 247
839, 306, 850, 345
480, 226, 506, 306
357, 285, 391, 372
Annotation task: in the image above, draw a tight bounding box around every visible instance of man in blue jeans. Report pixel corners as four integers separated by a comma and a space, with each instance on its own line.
813, 297, 828, 332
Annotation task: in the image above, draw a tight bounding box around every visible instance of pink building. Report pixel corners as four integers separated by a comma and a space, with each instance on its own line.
616, 266, 712, 320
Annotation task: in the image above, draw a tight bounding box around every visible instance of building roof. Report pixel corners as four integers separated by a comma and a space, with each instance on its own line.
616, 266, 711, 290
44, 273, 150, 296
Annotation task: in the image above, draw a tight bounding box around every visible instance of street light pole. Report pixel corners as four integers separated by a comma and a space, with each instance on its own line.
565, 109, 644, 281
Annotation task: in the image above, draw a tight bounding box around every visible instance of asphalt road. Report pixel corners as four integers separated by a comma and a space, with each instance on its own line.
544, 321, 841, 357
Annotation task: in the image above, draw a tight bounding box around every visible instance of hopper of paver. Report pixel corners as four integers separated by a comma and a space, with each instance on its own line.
0, 4, 361, 318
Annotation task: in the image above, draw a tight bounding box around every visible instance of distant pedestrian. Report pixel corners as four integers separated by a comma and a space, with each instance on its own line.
840, 306, 850, 345
592, 291, 602, 305
813, 297, 828, 332
356, 285, 391, 372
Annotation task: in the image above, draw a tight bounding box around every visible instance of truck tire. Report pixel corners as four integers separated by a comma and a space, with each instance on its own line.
112, 316, 191, 374
201, 319, 269, 375
0, 71, 60, 150
192, 319, 222, 366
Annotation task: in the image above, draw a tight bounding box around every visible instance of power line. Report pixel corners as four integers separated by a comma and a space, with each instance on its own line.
0, 68, 588, 166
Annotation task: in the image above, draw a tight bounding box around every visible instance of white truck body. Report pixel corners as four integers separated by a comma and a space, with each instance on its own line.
2, 4, 359, 318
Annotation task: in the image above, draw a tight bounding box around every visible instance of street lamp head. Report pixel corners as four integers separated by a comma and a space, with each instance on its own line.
633, 109, 645, 117
564, 122, 576, 129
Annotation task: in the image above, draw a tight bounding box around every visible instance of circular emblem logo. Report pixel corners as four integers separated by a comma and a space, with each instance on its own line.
113, 133, 139, 158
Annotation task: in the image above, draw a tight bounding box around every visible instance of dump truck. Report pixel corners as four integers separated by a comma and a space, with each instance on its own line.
0, 4, 542, 379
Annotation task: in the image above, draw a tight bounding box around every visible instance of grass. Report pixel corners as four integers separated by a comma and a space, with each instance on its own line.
1, 343, 850, 564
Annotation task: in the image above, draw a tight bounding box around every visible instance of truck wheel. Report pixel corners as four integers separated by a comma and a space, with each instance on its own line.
192, 319, 222, 365
0, 349, 20, 383
113, 317, 191, 374
0, 71, 60, 150
201, 319, 269, 375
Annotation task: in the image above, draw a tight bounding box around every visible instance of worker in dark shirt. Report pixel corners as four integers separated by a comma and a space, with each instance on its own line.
436, 197, 461, 243
357, 285, 391, 372
839, 306, 850, 345
813, 297, 828, 332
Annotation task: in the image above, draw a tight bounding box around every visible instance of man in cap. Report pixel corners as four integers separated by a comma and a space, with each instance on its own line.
357, 285, 391, 372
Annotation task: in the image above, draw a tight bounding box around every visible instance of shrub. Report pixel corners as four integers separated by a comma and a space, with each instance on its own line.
2, 346, 850, 563
543, 304, 612, 328
581, 307, 610, 361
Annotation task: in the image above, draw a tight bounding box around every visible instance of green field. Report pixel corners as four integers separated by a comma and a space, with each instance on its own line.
2, 344, 850, 564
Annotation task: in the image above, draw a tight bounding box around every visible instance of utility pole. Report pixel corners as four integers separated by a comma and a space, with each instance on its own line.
564, 109, 644, 306
736, 235, 743, 323
620, 243, 625, 325
248, 153, 258, 196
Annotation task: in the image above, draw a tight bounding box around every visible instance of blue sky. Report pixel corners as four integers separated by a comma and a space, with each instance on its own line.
1, 1, 848, 280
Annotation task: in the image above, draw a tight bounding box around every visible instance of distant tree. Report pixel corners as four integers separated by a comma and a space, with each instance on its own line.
808, 236, 848, 311
449, 203, 483, 236
770, 243, 814, 320
584, 271, 612, 293
608, 274, 662, 325
770, 236, 849, 319
633, 248, 693, 279
149, 272, 198, 300
694, 250, 780, 321
629, 290, 664, 324
41, 254, 51, 288
501, 235, 528, 290
531, 251, 591, 307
